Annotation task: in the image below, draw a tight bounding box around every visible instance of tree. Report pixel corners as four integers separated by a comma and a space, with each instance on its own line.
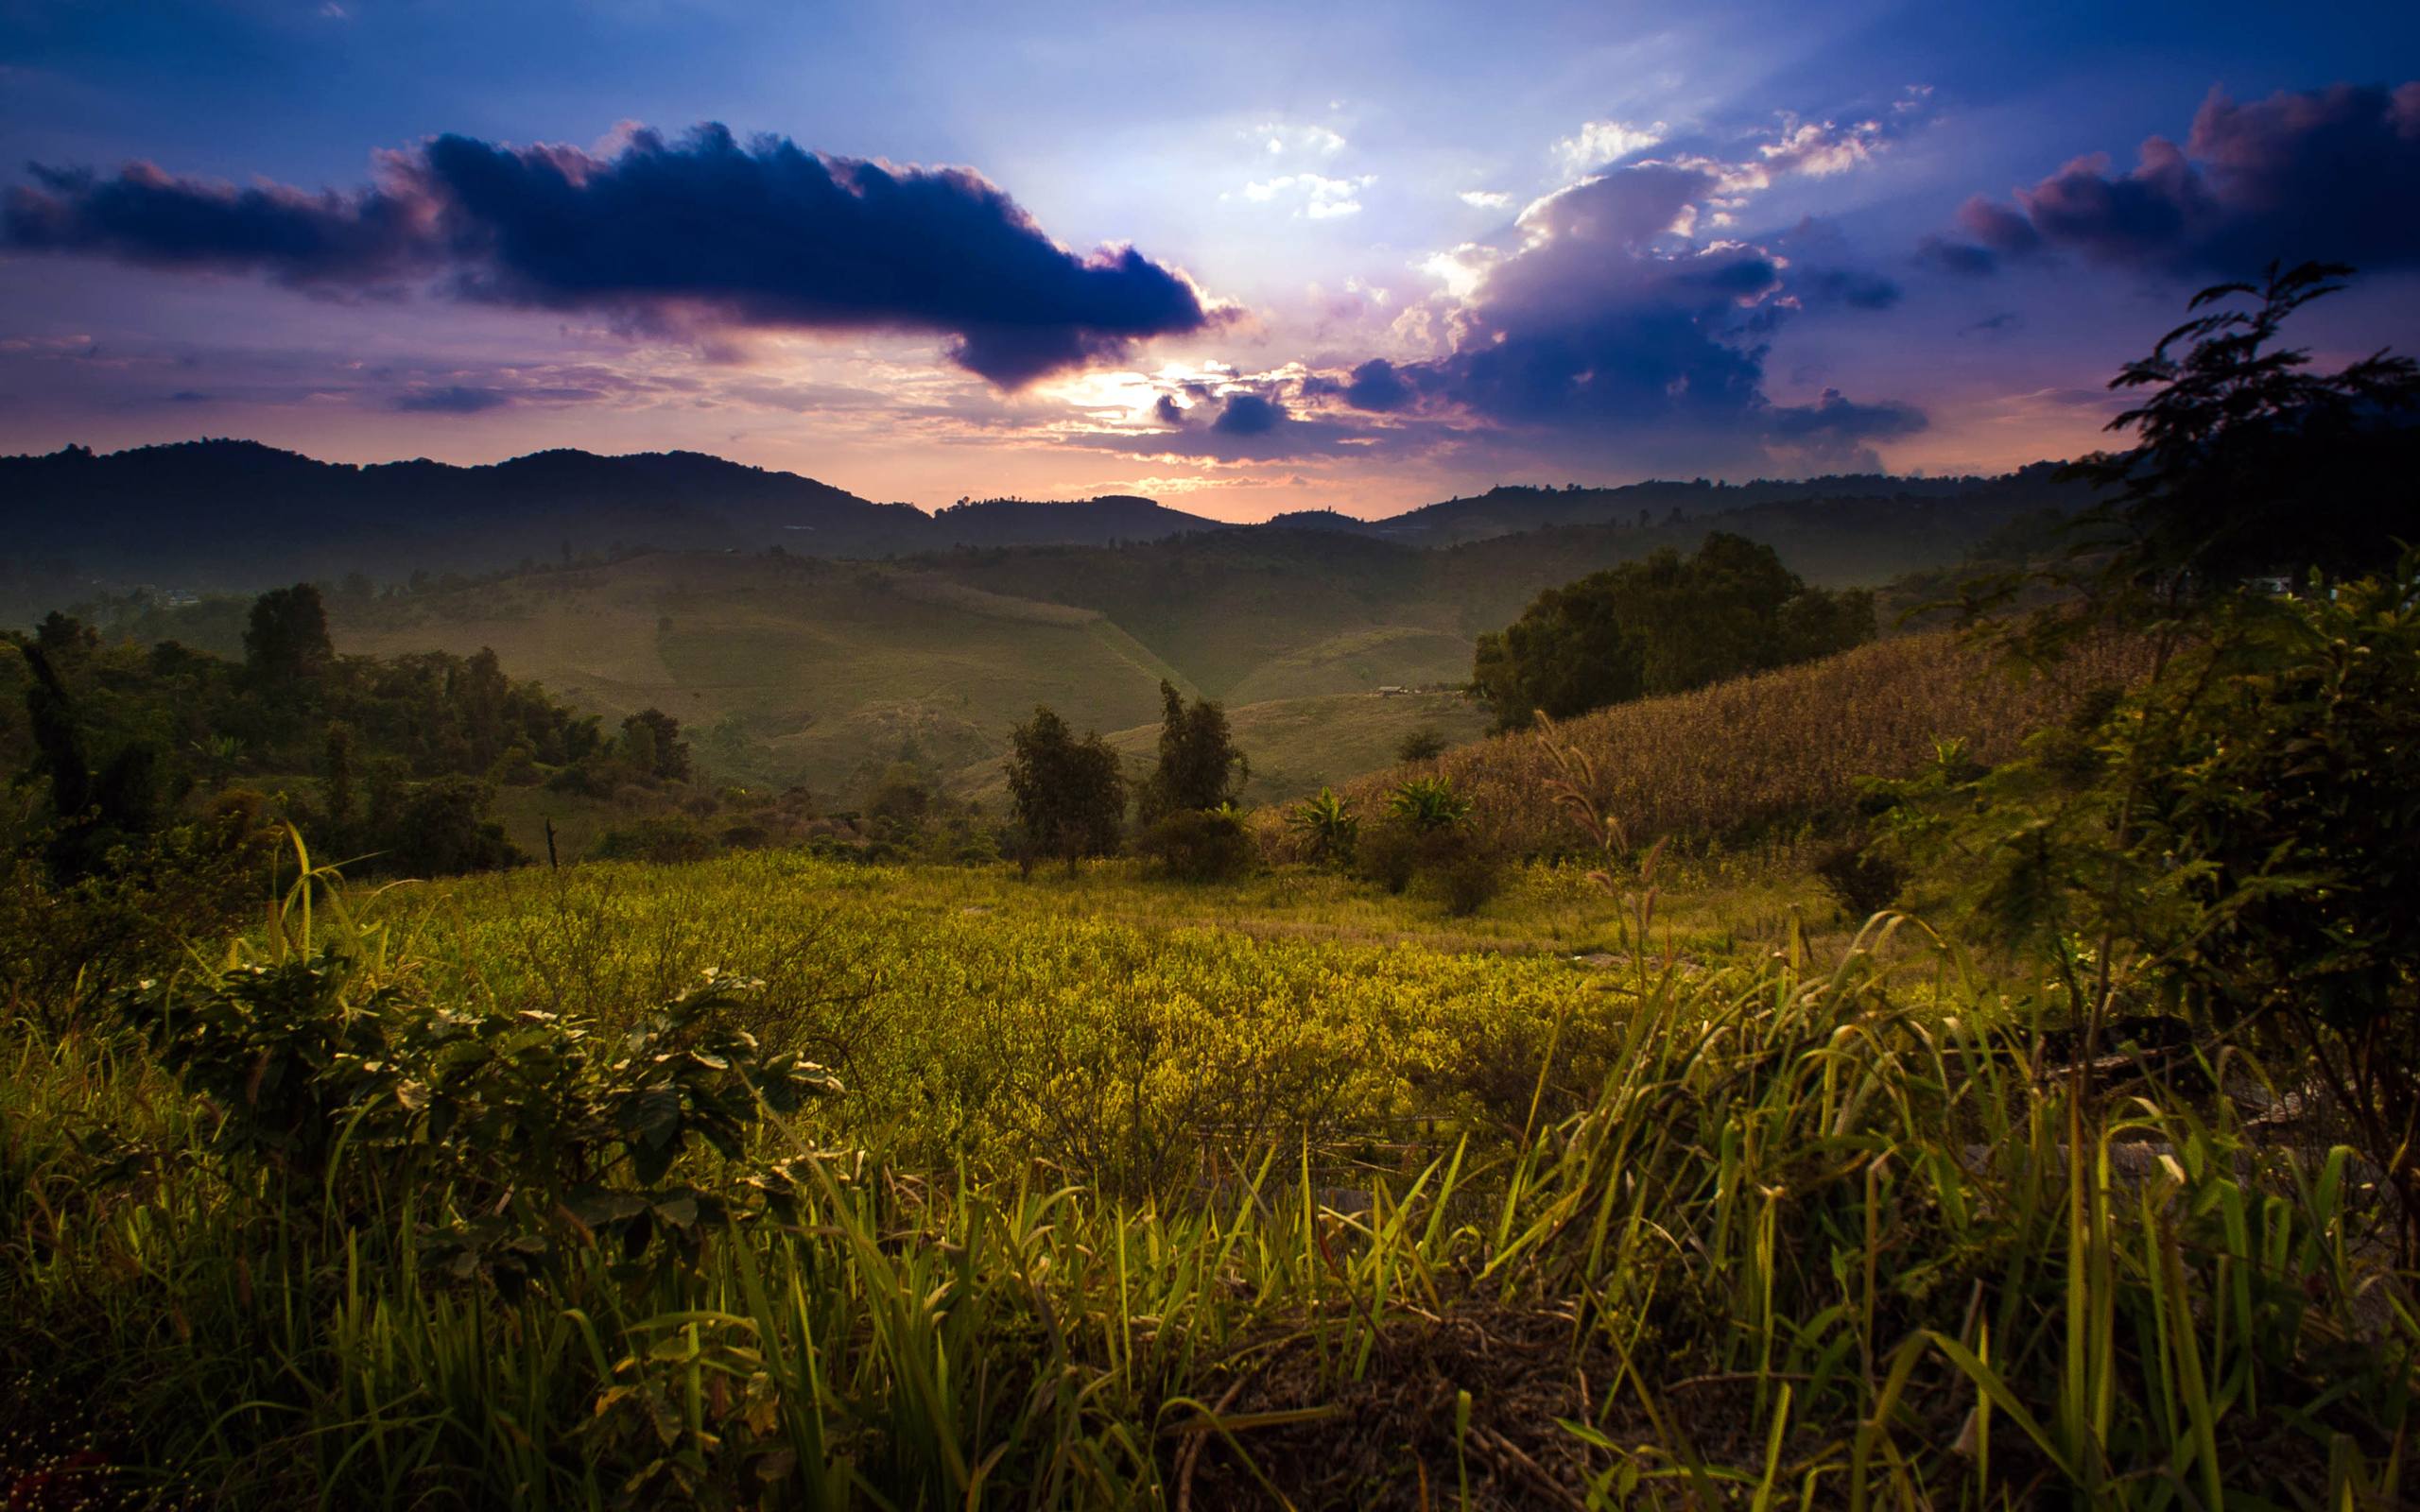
620, 708, 692, 783
1139, 680, 1246, 819
2071, 261, 2420, 597
1005, 706, 1126, 868
1395, 727, 1448, 764
1472, 533, 1873, 730
244, 583, 333, 685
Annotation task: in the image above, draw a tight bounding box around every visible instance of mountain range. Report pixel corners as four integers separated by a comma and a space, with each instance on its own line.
2, 438, 2084, 611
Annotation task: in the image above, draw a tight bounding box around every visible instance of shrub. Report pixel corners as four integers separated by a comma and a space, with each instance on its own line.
592, 814, 719, 865
1385, 774, 1472, 833
1811, 840, 1905, 919
1434, 844, 1505, 917
1286, 786, 1358, 864
1132, 805, 1256, 884
1355, 820, 1421, 893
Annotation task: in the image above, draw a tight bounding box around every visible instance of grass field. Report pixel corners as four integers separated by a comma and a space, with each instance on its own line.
6, 839, 2406, 1508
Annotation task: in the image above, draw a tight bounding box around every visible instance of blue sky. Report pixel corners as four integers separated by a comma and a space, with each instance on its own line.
3, 0, 2415, 516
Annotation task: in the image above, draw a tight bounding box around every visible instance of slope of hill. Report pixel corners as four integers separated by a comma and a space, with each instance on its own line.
1301, 629, 2153, 856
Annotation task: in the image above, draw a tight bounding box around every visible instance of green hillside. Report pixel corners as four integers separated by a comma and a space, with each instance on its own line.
948, 688, 1489, 809
327, 487, 2022, 801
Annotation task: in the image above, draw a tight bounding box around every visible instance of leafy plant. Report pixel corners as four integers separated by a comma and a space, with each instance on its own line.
1287, 785, 1358, 863
1385, 775, 1472, 833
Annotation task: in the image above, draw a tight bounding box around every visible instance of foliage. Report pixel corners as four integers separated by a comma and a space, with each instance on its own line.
1287, 785, 1358, 863
1384, 774, 1472, 833
1471, 531, 1875, 730
1003, 704, 1126, 867
1129, 804, 1256, 883
0, 791, 279, 1026
242, 581, 334, 685
1393, 724, 1447, 763
120, 940, 839, 1295
592, 813, 722, 865
2070, 261, 2420, 595
1883, 555, 2420, 1240
1811, 839, 1906, 919
620, 707, 695, 784
1137, 679, 1248, 820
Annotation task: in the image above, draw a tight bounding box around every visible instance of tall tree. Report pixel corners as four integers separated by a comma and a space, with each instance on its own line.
1005, 706, 1126, 867
243, 583, 333, 685
1140, 680, 1247, 819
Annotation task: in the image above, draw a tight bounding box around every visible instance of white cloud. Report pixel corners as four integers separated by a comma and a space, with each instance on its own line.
1254, 122, 1348, 157
1242, 172, 1374, 218
1458, 189, 1514, 209
1551, 118, 1666, 177
1414, 243, 1497, 300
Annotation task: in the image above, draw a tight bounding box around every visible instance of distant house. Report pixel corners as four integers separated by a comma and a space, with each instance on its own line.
1377, 685, 1409, 696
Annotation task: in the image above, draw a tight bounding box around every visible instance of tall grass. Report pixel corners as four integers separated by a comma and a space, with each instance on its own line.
2, 846, 2407, 1507
1298, 629, 2152, 858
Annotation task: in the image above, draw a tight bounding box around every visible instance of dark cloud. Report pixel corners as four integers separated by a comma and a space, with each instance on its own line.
1341, 357, 1413, 412
1924, 82, 2420, 276
4, 162, 433, 284
1960, 311, 2024, 337
1152, 393, 1185, 425
1800, 267, 1902, 309
1763, 387, 1926, 441
4, 124, 1214, 386
1211, 391, 1285, 435
392, 384, 511, 413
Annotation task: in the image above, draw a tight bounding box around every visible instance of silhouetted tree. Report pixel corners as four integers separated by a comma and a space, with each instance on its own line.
2074, 261, 2420, 595
1395, 726, 1448, 764
1005, 706, 1126, 868
243, 583, 333, 685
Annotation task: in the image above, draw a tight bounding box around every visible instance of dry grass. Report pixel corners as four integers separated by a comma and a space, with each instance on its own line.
1295, 627, 2150, 855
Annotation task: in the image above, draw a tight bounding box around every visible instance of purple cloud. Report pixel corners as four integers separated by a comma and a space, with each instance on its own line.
4, 124, 1215, 387
1924, 82, 2420, 276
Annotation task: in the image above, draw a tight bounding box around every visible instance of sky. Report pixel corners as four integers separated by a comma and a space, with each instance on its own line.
2, 0, 2416, 520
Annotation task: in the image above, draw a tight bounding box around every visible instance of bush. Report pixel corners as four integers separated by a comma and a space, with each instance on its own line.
1132, 806, 1256, 884
1811, 840, 1905, 919
1434, 845, 1505, 917
1355, 820, 1421, 894
1287, 786, 1358, 864
591, 815, 719, 866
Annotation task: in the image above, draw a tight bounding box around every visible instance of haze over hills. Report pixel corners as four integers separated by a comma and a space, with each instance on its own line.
0, 438, 2084, 613
6, 434, 2089, 799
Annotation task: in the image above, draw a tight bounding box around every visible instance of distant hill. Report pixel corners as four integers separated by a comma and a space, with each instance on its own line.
0, 441, 1231, 610
1, 438, 2088, 621
927, 493, 1223, 546
10, 436, 2096, 798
